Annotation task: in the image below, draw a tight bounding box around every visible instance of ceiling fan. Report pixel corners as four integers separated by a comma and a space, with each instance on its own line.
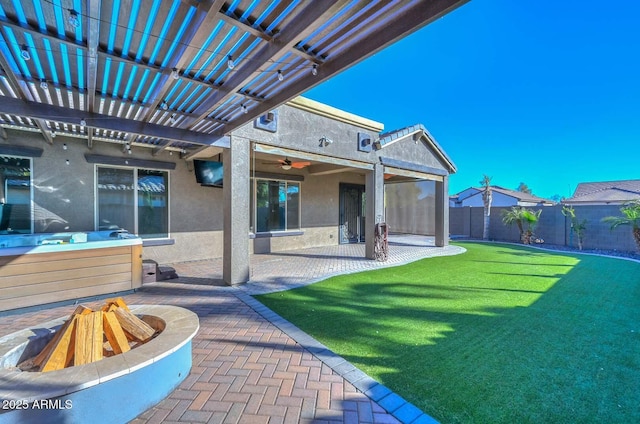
262, 157, 311, 170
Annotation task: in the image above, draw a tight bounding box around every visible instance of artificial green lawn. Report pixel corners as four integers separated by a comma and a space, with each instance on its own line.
254, 242, 640, 423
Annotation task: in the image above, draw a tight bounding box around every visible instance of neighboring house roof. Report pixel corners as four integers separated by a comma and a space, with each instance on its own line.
376, 124, 457, 173
564, 180, 640, 204
450, 185, 553, 205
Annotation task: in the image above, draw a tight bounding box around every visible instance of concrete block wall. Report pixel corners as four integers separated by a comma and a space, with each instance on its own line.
574, 205, 637, 252
469, 207, 485, 239
449, 207, 469, 236
450, 204, 639, 253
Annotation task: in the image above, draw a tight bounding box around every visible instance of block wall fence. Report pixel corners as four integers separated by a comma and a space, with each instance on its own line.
449, 205, 638, 253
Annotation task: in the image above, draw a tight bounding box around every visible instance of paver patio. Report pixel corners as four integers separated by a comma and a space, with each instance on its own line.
0, 235, 463, 423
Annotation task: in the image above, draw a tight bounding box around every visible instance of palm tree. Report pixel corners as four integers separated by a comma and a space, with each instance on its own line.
502, 206, 542, 244
562, 205, 587, 250
480, 175, 492, 240
602, 201, 640, 251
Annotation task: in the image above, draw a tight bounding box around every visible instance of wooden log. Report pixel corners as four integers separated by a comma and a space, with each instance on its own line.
40, 316, 78, 372
113, 307, 155, 343
74, 311, 103, 366
102, 297, 130, 311
72, 305, 93, 315
33, 317, 73, 368
91, 311, 104, 361
103, 311, 131, 354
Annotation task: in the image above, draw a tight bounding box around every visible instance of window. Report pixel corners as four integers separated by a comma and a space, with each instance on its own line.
96, 166, 169, 239
251, 179, 300, 233
0, 156, 32, 234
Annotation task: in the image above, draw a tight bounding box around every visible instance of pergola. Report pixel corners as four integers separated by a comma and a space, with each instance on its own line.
0, 0, 467, 153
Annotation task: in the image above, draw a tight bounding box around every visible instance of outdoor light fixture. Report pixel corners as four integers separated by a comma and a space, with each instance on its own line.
65, 159, 70, 165
80, 118, 87, 127
241, 104, 248, 114
311, 64, 318, 76
227, 55, 235, 70
51, 131, 56, 139
62, 143, 67, 149
171, 68, 179, 80
40, 79, 48, 89
281, 163, 292, 171
68, 10, 80, 28
170, 114, 177, 124
161, 100, 169, 111
20, 45, 30, 61
277, 70, 284, 81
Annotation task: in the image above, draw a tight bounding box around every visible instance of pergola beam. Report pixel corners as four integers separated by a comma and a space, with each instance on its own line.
217, 12, 322, 64
214, 0, 470, 136
0, 45, 53, 145
142, 0, 226, 121
86, 0, 101, 114
187, 0, 348, 126
0, 96, 228, 147
85, 0, 101, 148
0, 19, 226, 100
133, 0, 225, 151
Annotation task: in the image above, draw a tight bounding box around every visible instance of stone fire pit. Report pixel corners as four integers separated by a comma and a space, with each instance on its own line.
0, 305, 198, 423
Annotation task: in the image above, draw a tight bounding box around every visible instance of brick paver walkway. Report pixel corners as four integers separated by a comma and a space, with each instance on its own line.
0, 236, 463, 423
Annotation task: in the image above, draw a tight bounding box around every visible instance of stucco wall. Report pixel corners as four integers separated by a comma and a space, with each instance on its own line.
1, 129, 227, 263
249, 169, 365, 254
1, 98, 455, 266
454, 192, 524, 207
233, 102, 380, 164
4, 131, 95, 233
375, 137, 449, 171
0, 126, 370, 264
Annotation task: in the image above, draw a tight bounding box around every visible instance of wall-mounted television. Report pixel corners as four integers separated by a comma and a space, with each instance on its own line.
194, 160, 223, 187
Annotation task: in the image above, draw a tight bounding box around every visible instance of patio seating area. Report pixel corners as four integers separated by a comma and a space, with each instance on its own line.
0, 236, 463, 423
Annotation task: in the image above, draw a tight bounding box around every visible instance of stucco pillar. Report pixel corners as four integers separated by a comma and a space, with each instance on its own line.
435, 176, 449, 247
223, 136, 250, 285
365, 162, 385, 259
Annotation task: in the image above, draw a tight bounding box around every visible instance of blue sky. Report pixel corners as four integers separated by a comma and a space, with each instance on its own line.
304, 0, 640, 200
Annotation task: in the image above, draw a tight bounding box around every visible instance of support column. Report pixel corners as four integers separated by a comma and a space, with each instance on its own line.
365, 162, 385, 259
435, 175, 449, 247
223, 136, 250, 285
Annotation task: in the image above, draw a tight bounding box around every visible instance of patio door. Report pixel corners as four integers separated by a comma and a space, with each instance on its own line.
339, 184, 365, 243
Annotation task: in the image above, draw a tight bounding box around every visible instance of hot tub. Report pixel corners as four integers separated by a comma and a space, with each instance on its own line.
0, 231, 143, 312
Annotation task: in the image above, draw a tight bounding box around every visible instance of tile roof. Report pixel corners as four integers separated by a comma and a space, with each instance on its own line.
376, 124, 457, 173
565, 179, 640, 203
